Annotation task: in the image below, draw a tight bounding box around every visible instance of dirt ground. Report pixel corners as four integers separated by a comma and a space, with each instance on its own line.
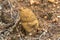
0, 0, 60, 40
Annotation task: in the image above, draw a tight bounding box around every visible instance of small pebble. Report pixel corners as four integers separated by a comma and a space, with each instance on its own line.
44, 16, 47, 19
57, 16, 60, 18
30, 0, 39, 5
29, 33, 32, 36
48, 0, 55, 3
52, 18, 58, 22
0, 5, 2, 10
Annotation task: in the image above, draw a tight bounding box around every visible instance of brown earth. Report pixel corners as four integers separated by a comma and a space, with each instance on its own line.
0, 0, 60, 40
